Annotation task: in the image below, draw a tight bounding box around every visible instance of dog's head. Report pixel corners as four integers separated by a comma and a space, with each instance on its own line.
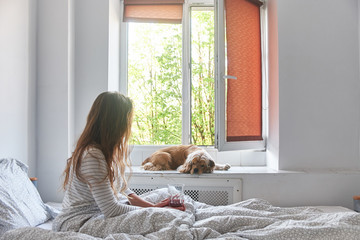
179, 150, 215, 174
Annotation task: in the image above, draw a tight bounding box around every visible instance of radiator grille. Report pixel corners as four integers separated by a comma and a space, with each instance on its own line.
131, 188, 155, 196
130, 186, 233, 206
129, 176, 242, 206
184, 188, 230, 206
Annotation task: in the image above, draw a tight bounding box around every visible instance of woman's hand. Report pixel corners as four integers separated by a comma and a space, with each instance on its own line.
128, 193, 156, 207
154, 198, 170, 207
128, 194, 186, 211
154, 198, 186, 211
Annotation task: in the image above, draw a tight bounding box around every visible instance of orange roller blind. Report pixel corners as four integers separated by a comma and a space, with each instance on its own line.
124, 0, 184, 24
226, 0, 263, 142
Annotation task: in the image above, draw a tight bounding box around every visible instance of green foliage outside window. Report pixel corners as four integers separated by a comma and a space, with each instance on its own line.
128, 10, 215, 146
191, 10, 215, 146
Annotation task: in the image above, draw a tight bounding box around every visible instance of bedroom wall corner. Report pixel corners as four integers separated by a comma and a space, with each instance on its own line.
358, 0, 360, 165
266, 0, 280, 171
28, 0, 38, 178
108, 0, 121, 92
0, 0, 37, 176
36, 0, 74, 202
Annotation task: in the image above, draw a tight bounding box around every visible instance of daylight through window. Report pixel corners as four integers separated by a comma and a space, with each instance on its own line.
128, 22, 183, 145
123, 0, 266, 151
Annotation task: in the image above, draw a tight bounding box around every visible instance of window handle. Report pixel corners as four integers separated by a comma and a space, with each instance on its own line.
223, 75, 237, 80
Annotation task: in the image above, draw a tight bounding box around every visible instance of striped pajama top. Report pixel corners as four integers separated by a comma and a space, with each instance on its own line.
62, 147, 139, 218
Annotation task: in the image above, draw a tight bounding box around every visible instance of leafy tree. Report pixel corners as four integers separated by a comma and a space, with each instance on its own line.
128, 23, 182, 145
191, 10, 215, 145
128, 10, 215, 146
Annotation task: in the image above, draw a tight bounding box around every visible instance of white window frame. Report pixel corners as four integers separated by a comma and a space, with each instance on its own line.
119, 0, 268, 166
182, 0, 217, 144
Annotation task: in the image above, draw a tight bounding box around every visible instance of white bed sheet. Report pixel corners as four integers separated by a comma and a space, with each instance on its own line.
35, 202, 354, 230
316, 205, 354, 213
36, 202, 62, 230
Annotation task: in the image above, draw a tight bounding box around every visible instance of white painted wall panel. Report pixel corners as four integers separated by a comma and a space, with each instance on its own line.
0, 0, 36, 177
277, 0, 360, 170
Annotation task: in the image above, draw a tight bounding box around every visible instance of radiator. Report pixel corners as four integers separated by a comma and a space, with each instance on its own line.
129, 176, 242, 206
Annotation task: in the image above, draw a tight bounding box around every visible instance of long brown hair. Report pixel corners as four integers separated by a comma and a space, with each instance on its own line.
63, 91, 133, 196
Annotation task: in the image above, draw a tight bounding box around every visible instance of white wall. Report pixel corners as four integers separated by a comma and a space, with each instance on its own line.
74, 0, 110, 141
276, 0, 360, 170
266, 0, 279, 170
36, 0, 73, 201
256, 0, 360, 209
0, 0, 37, 177
73, 0, 121, 140
35, 0, 120, 202
108, 0, 121, 92
241, 171, 360, 208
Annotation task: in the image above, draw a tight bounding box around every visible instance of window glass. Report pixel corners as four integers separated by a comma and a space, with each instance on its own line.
190, 7, 215, 146
128, 22, 182, 145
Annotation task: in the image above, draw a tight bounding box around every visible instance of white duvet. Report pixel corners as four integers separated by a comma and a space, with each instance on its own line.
2, 189, 360, 240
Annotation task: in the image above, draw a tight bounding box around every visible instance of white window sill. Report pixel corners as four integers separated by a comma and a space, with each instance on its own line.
128, 166, 300, 178
128, 166, 360, 178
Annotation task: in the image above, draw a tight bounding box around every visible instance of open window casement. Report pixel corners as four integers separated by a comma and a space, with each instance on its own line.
215, 0, 266, 151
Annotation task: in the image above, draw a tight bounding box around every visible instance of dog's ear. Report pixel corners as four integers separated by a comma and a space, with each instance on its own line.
142, 157, 151, 166
208, 159, 215, 168
204, 159, 215, 173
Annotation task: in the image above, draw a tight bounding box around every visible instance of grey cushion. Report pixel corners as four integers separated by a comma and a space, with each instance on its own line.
0, 158, 51, 236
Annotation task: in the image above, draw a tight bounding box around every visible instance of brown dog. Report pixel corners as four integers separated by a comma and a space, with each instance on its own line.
141, 145, 231, 174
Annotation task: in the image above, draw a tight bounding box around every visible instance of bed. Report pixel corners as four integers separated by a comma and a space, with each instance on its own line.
1, 158, 360, 240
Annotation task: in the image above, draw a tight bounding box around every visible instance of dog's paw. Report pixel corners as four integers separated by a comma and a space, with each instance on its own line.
214, 163, 231, 171
177, 165, 190, 173
224, 163, 231, 170
142, 162, 156, 171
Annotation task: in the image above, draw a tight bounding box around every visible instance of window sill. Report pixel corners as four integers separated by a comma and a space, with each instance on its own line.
128, 166, 360, 179
128, 166, 301, 178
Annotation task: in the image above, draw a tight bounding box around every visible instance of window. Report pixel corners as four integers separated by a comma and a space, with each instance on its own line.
120, 0, 266, 154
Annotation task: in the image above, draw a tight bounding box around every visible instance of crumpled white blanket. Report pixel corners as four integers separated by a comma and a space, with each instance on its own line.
2, 189, 360, 240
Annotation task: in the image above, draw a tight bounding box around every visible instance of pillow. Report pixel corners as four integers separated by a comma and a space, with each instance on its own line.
0, 158, 52, 236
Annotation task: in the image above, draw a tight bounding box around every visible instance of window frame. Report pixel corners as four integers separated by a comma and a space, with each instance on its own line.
119, 0, 268, 164
184, 0, 216, 145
